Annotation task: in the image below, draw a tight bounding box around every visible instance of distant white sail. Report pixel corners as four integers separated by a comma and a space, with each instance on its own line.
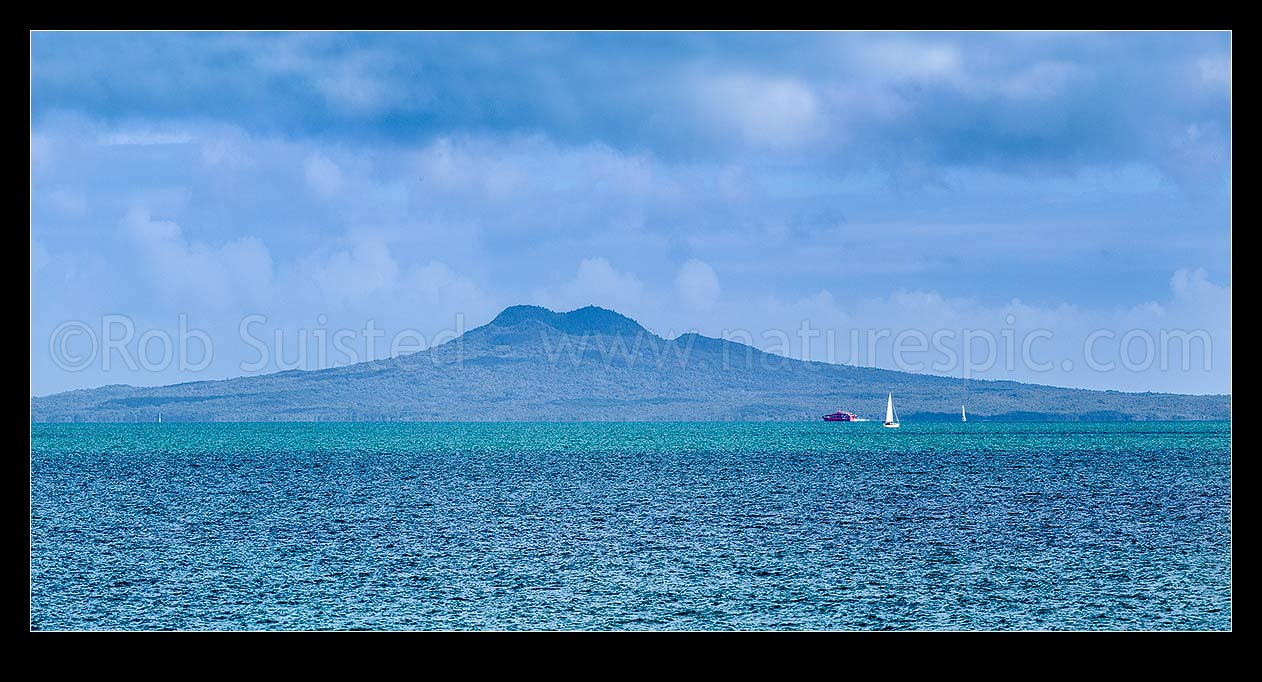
962, 404, 967, 422
884, 393, 900, 428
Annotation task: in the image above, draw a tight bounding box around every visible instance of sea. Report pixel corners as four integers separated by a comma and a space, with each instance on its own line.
30, 421, 1231, 630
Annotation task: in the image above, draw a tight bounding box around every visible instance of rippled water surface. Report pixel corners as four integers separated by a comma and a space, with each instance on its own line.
31, 421, 1231, 630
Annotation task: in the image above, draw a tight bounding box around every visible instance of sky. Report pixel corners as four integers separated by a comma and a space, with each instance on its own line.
30, 31, 1231, 396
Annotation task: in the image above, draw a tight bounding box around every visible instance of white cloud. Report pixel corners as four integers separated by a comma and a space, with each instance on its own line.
199, 130, 251, 169
536, 257, 648, 316
675, 259, 720, 311
317, 71, 393, 114
848, 41, 1081, 105
114, 209, 492, 353
414, 136, 530, 200
304, 154, 344, 197
586, 144, 656, 196
1171, 267, 1227, 302
637, 269, 1230, 394
827, 271, 1231, 393
858, 40, 964, 82
311, 49, 405, 115
288, 235, 489, 313
407, 261, 482, 305
98, 130, 196, 146
30, 133, 52, 171
695, 73, 821, 150
1166, 268, 1231, 336
1196, 56, 1231, 90
406, 136, 689, 240
28, 35, 1233, 397
574, 257, 644, 298
124, 209, 274, 309
997, 61, 1081, 100
307, 236, 398, 302
251, 36, 403, 115
1165, 122, 1230, 186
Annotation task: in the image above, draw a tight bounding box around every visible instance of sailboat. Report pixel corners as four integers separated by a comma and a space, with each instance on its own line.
961, 363, 970, 424
883, 393, 900, 428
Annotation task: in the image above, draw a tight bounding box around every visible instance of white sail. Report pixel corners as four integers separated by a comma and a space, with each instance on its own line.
884, 393, 901, 423
962, 404, 967, 422
883, 394, 900, 427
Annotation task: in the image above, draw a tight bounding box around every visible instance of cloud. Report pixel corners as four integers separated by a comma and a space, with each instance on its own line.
30, 132, 52, 171
407, 261, 483, 305
1196, 55, 1231, 90
675, 259, 720, 311
98, 130, 197, 146
124, 209, 274, 310
304, 154, 344, 197
29, 32, 1232, 186
536, 257, 648, 316
28, 33, 1231, 396
1166, 268, 1231, 334
828, 271, 1231, 393
642, 266, 1229, 394
315, 69, 395, 115
199, 129, 251, 169
1162, 122, 1230, 188
1170, 267, 1227, 301
996, 61, 1081, 100
306, 236, 398, 302
255, 36, 405, 115
856, 40, 964, 82
572, 257, 644, 300
693, 73, 821, 149
413, 136, 531, 200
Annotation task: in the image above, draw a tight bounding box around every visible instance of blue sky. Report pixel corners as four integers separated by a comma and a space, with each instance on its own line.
30, 31, 1231, 395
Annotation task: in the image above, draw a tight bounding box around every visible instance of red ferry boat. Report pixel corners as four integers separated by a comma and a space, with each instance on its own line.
822, 410, 858, 422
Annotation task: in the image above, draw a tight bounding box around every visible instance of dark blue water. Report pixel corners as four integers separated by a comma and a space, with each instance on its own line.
30, 421, 1231, 630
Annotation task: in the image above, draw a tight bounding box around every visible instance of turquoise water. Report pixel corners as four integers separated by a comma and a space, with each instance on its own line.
30, 421, 1231, 630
